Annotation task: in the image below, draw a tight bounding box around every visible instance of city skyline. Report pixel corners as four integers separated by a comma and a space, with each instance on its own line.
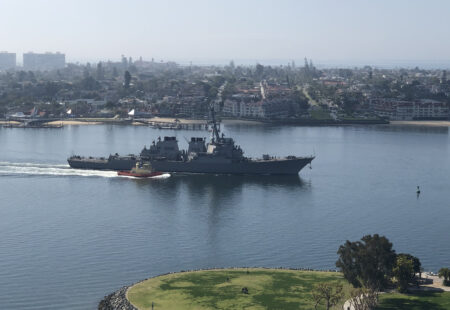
1, 0, 450, 67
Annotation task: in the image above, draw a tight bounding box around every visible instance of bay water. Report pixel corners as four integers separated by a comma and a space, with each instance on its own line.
0, 123, 449, 309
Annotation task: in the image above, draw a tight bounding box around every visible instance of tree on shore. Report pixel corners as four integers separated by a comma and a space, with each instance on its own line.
336, 91, 362, 114
397, 253, 421, 279
438, 267, 450, 286
393, 255, 414, 293
336, 234, 396, 290
311, 282, 343, 310
335, 240, 360, 287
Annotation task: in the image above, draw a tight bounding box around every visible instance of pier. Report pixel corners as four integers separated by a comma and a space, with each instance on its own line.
134, 118, 209, 130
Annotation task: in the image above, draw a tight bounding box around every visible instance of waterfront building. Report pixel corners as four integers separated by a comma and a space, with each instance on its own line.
240, 101, 265, 118
223, 97, 291, 119
222, 99, 240, 116
175, 103, 196, 116
223, 94, 262, 118
413, 99, 449, 119
370, 98, 449, 120
23, 52, 65, 70
0, 52, 16, 70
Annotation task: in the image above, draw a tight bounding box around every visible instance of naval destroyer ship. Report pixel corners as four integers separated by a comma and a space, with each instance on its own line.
68, 109, 314, 175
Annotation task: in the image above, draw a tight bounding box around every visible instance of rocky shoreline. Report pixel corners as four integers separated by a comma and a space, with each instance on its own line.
98, 286, 137, 310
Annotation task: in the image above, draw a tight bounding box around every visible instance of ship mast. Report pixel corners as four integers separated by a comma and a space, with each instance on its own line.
210, 105, 220, 142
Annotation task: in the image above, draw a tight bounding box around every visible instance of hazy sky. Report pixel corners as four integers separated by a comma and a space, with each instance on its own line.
1, 0, 450, 66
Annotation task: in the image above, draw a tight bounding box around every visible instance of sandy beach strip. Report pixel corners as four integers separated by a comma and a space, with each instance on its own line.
0, 120, 20, 125
1, 120, 101, 125
391, 120, 450, 127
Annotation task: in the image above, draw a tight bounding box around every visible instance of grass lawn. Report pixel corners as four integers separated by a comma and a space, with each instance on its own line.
376, 291, 450, 310
309, 108, 332, 120
127, 268, 351, 310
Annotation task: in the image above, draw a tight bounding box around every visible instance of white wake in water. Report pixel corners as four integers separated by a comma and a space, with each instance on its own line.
116, 173, 171, 179
152, 173, 171, 179
0, 161, 70, 168
0, 162, 118, 178
0, 162, 171, 179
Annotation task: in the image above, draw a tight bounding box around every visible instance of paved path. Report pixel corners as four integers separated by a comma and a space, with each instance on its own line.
417, 272, 450, 292
343, 273, 450, 310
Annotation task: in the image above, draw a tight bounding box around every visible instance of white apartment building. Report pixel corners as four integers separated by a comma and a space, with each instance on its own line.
0, 52, 16, 70
23, 52, 65, 70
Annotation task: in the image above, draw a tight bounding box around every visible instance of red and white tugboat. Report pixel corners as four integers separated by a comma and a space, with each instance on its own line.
118, 162, 164, 178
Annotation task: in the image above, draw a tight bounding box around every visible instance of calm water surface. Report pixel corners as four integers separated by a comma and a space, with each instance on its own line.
0, 123, 449, 309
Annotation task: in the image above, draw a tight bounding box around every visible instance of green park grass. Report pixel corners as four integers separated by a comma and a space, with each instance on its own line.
309, 108, 332, 120
127, 268, 351, 310
376, 291, 450, 310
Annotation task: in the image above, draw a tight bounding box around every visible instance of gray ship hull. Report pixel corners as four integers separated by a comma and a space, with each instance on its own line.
150, 157, 314, 175
67, 157, 138, 170
68, 156, 313, 175
68, 107, 315, 175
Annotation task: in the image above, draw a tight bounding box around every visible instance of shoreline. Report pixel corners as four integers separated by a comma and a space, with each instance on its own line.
2, 118, 449, 128
98, 286, 137, 310
390, 120, 450, 127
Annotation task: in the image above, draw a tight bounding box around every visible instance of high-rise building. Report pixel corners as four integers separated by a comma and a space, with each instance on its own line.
23, 52, 65, 70
0, 52, 16, 70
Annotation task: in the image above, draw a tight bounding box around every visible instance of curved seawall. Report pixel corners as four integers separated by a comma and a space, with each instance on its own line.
98, 286, 136, 310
